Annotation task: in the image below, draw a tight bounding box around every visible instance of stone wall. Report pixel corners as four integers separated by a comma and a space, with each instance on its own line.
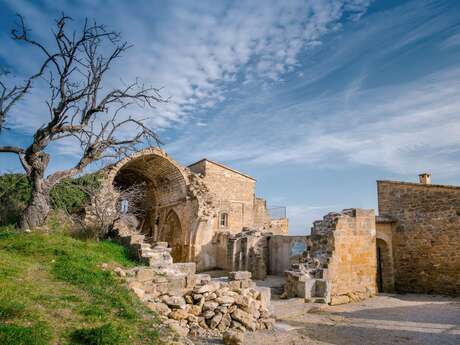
253, 197, 271, 229
328, 209, 377, 304
268, 235, 310, 276
189, 159, 256, 232
377, 180, 460, 295
226, 230, 269, 280
268, 218, 289, 235
309, 209, 377, 305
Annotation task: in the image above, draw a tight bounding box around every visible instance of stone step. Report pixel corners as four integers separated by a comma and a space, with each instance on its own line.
152, 242, 169, 249
129, 234, 145, 244
313, 298, 327, 304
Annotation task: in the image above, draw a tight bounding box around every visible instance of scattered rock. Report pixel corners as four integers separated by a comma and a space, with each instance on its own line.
169, 309, 189, 320
216, 296, 235, 305
231, 309, 256, 331
229, 271, 252, 280
114, 267, 126, 277
194, 281, 220, 294
147, 302, 171, 316
223, 330, 245, 345
203, 301, 219, 311
164, 296, 187, 309
209, 312, 223, 329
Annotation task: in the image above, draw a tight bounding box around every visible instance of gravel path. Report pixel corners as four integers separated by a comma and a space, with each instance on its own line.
242, 293, 460, 345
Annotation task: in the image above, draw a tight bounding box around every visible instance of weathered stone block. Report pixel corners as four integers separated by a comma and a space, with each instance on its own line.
229, 271, 252, 281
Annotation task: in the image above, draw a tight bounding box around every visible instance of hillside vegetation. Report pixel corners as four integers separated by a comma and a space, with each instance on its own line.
0, 173, 101, 227
0, 226, 162, 345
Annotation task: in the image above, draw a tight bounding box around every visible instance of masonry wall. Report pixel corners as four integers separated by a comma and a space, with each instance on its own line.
253, 197, 271, 229
226, 230, 269, 280
189, 160, 256, 232
312, 209, 377, 305
377, 181, 460, 295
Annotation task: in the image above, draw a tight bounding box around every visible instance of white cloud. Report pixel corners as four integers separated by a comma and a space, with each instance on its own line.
1, 0, 372, 148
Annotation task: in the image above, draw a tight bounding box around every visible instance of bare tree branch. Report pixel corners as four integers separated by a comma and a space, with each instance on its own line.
0, 13, 166, 227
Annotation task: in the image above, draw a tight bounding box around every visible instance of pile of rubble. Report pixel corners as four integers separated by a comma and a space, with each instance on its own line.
111, 220, 274, 338
118, 267, 274, 338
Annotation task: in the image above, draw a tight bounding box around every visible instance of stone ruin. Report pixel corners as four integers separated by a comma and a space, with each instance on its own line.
83, 148, 460, 339
112, 218, 274, 338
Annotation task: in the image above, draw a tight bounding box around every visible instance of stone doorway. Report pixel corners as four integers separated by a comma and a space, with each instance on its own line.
160, 210, 187, 263
376, 238, 394, 292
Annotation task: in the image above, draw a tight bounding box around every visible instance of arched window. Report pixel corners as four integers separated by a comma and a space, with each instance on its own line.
219, 212, 228, 228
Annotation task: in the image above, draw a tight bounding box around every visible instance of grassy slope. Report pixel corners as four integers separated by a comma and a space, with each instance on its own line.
0, 226, 161, 345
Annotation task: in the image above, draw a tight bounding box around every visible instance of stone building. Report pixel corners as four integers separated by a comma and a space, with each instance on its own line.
90, 147, 459, 305
95, 147, 288, 271
376, 173, 460, 295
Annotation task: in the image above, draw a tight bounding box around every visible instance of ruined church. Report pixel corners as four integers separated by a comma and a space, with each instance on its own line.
89, 147, 459, 308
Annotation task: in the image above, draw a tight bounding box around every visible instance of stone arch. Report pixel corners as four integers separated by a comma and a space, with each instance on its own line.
159, 210, 187, 262
104, 147, 197, 262
376, 238, 394, 292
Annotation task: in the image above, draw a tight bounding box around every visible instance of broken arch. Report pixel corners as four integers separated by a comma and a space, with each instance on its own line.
105, 148, 195, 263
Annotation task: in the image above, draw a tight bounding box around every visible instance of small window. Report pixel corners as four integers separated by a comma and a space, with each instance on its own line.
219, 213, 228, 228
120, 199, 129, 214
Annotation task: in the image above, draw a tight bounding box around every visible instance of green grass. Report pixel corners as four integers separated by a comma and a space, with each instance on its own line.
0, 226, 161, 345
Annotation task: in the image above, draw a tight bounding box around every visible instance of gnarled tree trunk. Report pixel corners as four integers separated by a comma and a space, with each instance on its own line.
20, 151, 51, 229
21, 186, 50, 229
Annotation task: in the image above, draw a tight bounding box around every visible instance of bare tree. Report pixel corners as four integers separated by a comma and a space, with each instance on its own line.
0, 14, 164, 228
71, 182, 149, 240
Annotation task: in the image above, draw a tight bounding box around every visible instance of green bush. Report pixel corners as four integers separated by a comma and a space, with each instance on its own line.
50, 173, 101, 214
0, 173, 31, 226
70, 323, 127, 345
0, 173, 101, 226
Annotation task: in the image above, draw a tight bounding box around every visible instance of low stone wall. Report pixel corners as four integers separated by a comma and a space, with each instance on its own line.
119, 268, 274, 338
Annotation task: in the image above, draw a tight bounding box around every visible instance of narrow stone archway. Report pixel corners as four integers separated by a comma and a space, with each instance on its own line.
159, 210, 187, 262
376, 238, 394, 292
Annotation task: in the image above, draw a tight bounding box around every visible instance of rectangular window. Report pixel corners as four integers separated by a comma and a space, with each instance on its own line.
220, 212, 228, 228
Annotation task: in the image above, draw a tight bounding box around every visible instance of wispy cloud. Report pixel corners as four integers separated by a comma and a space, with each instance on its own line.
1, 0, 372, 136
166, 0, 460, 179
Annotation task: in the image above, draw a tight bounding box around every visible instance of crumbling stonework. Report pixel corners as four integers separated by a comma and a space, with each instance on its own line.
111, 219, 274, 337
120, 267, 274, 337
321, 209, 377, 305
268, 235, 310, 276
226, 229, 270, 280
377, 180, 460, 295
281, 209, 377, 305
87, 148, 287, 271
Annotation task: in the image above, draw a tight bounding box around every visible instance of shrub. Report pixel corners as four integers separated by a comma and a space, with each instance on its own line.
50, 173, 101, 214
0, 172, 101, 226
0, 174, 31, 226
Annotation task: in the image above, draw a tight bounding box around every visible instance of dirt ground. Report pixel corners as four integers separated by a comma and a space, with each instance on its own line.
193, 293, 460, 345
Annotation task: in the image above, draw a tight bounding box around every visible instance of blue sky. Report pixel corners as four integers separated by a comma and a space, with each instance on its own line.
1, 0, 460, 234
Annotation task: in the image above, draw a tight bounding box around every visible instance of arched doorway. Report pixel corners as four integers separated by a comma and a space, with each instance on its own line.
106, 148, 194, 263
376, 238, 394, 292
159, 210, 187, 262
